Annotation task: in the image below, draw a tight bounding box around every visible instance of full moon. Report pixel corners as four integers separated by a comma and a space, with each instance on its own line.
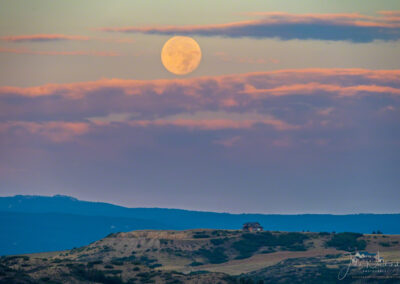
161, 36, 202, 75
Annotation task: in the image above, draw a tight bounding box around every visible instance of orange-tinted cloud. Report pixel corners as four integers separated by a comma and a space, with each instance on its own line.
126, 115, 298, 131
1, 68, 399, 98
0, 121, 89, 142
242, 83, 400, 97
0, 68, 399, 143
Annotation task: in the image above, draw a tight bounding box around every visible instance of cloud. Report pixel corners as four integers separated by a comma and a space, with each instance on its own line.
214, 136, 241, 147
213, 52, 279, 65
241, 82, 400, 97
0, 34, 91, 42
125, 111, 299, 131
0, 121, 89, 142
0, 34, 135, 44
100, 11, 400, 42
0, 47, 120, 57
0, 68, 399, 145
1, 68, 400, 212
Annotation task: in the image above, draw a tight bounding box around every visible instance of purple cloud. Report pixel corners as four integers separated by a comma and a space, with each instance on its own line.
100, 11, 400, 42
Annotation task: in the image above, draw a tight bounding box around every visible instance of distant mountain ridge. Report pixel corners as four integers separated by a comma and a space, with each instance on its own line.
1, 194, 400, 255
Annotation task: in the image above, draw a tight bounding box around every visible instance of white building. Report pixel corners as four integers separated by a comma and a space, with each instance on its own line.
351, 251, 384, 266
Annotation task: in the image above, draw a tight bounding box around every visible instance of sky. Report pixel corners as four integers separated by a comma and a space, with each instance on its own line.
0, 0, 399, 214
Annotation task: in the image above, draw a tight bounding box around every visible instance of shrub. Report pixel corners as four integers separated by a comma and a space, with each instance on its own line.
277, 232, 308, 247
105, 270, 122, 275
210, 238, 226, 246
110, 260, 124, 266
196, 247, 228, 264
189, 261, 203, 266
149, 263, 162, 268
71, 267, 123, 284
325, 232, 366, 251
286, 244, 307, 251
160, 239, 169, 245
233, 232, 309, 259
114, 255, 136, 263
87, 260, 103, 268
137, 272, 154, 279
260, 249, 275, 254
139, 255, 157, 264
193, 234, 210, 239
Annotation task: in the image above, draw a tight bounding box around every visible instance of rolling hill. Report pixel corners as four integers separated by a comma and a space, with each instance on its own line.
1, 194, 400, 255
1, 229, 399, 283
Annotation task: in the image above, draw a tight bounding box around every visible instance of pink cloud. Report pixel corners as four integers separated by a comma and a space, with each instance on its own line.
1, 68, 399, 99
0, 121, 89, 142
0, 68, 399, 142
127, 116, 298, 131
242, 83, 400, 97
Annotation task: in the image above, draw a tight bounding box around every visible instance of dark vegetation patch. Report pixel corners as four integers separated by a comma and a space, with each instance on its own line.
0, 263, 34, 283
87, 260, 103, 268
195, 247, 228, 264
189, 261, 203, 266
193, 232, 210, 239
260, 248, 276, 254
139, 255, 158, 266
105, 269, 123, 275
149, 263, 162, 269
210, 238, 228, 246
325, 232, 366, 251
70, 265, 124, 284
110, 260, 124, 266
159, 239, 170, 245
233, 232, 309, 259
136, 271, 159, 283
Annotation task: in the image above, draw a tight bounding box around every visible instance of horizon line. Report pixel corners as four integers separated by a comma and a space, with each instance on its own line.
2, 194, 400, 216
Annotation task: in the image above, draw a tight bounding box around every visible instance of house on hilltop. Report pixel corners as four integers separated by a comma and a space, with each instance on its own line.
351, 251, 384, 266
242, 222, 263, 232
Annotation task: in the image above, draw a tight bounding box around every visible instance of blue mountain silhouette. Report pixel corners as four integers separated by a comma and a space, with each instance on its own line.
1, 195, 399, 255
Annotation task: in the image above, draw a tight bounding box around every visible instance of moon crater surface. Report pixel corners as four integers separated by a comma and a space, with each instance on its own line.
161, 36, 202, 75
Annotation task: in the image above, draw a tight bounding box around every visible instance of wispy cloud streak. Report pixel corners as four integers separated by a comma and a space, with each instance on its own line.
0, 47, 120, 57
100, 11, 400, 42
1, 34, 91, 42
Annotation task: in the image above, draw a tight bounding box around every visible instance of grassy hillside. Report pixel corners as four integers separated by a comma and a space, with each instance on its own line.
1, 229, 399, 283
